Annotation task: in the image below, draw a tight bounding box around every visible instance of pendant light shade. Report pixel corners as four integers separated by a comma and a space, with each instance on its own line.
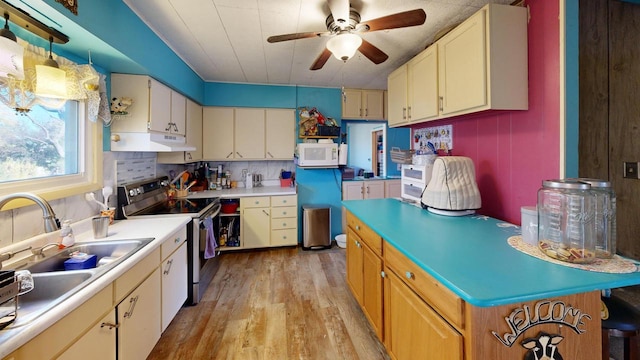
1, 13, 16, 41
35, 36, 67, 99
0, 12, 23, 79
326, 32, 362, 62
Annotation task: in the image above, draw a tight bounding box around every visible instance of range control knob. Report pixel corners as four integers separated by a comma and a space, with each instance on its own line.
136, 186, 144, 195
128, 189, 137, 197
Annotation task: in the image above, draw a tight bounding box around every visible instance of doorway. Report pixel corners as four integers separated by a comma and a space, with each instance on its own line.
346, 121, 386, 176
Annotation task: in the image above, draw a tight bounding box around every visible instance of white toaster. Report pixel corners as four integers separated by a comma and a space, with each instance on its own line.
420, 156, 481, 214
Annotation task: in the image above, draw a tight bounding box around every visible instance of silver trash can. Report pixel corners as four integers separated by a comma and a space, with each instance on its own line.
302, 205, 331, 250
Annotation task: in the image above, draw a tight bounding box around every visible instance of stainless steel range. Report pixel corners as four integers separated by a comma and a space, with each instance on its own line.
116, 176, 220, 305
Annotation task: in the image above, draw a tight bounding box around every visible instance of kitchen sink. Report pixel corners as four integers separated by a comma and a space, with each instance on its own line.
1, 238, 154, 329
23, 238, 154, 274
9, 271, 93, 328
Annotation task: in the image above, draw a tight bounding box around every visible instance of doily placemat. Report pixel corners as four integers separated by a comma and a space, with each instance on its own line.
507, 236, 638, 274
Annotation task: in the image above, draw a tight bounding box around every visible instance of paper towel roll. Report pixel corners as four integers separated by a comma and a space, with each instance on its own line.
339, 144, 348, 165
246, 173, 253, 189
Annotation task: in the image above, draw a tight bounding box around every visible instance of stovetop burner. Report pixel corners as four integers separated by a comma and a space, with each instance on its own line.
116, 176, 219, 219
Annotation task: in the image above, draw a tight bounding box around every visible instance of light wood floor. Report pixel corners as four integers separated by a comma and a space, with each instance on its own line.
148, 247, 390, 360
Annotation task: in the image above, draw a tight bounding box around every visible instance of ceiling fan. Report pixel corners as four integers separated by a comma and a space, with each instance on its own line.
266, 0, 426, 70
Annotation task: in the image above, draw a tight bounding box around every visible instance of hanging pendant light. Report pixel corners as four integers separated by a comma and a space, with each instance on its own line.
0, 12, 24, 79
35, 36, 67, 99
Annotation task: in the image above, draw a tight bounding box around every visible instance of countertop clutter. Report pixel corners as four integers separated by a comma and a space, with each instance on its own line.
0, 216, 191, 358
185, 185, 296, 199
342, 198, 640, 307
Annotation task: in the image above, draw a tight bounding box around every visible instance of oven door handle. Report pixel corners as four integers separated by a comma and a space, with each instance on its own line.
205, 202, 221, 219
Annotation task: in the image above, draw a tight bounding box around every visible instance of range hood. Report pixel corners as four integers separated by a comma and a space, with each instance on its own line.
110, 132, 196, 152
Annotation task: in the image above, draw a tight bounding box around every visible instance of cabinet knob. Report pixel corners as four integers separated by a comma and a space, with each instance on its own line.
439, 96, 444, 112
236, 152, 243, 158
402, 107, 407, 120
174, 237, 181, 244
267, 151, 274, 158
262, 209, 270, 216
408, 106, 412, 120
283, 211, 287, 215
381, 271, 386, 278
164, 259, 174, 275
226, 152, 233, 158
405, 271, 414, 280
356, 225, 360, 231
124, 295, 139, 318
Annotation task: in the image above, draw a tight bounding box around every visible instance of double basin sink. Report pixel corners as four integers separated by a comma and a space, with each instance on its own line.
5, 238, 153, 329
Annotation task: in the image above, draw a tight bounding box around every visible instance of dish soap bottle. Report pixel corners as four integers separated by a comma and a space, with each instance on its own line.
59, 220, 75, 248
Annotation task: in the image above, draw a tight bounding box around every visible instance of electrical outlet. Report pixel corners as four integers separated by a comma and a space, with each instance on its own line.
624, 162, 639, 179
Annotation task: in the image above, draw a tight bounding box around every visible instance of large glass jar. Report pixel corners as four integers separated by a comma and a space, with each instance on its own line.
537, 180, 597, 264
572, 178, 616, 258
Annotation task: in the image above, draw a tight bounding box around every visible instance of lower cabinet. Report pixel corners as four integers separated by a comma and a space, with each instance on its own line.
230, 195, 298, 250
346, 214, 384, 340
270, 195, 298, 246
161, 242, 188, 331
117, 268, 162, 360
384, 269, 463, 360
242, 197, 271, 249
58, 310, 117, 360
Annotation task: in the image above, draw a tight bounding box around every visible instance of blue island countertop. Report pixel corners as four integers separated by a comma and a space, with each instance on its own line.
342, 198, 640, 307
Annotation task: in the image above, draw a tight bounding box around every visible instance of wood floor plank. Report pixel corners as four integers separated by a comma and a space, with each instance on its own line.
148, 247, 389, 360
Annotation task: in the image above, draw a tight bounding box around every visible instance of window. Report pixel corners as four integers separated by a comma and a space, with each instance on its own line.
0, 99, 102, 204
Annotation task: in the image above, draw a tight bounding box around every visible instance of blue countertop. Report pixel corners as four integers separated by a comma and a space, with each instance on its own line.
342, 198, 640, 307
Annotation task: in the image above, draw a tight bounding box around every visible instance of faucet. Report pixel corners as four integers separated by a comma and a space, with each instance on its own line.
0, 192, 60, 233
0, 246, 32, 270
30, 243, 60, 260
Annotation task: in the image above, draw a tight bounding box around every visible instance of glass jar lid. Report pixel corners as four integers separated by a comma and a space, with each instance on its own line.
568, 177, 611, 188
542, 179, 591, 190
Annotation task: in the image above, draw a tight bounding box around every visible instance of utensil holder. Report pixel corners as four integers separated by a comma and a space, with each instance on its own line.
176, 189, 188, 198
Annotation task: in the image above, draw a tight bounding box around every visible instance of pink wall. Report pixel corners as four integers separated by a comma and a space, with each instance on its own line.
410, 0, 560, 224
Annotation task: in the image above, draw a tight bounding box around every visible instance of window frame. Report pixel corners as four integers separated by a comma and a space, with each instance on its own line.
0, 100, 103, 209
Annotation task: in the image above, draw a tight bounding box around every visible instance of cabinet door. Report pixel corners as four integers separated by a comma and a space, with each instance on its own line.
110, 74, 151, 133
364, 181, 385, 199
438, 9, 487, 115
148, 78, 173, 133
242, 207, 270, 248
342, 89, 363, 118
265, 109, 295, 159
235, 108, 265, 159
57, 309, 117, 360
346, 227, 364, 305
387, 65, 408, 127
363, 90, 385, 119
185, 99, 203, 161
203, 107, 235, 160
170, 91, 186, 135
385, 180, 401, 198
118, 268, 161, 360
362, 244, 383, 340
161, 242, 187, 332
384, 270, 463, 360
342, 181, 364, 200
408, 45, 439, 122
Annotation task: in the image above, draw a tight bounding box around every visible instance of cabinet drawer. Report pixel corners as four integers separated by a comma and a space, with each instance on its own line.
401, 180, 427, 202
114, 247, 160, 303
271, 206, 297, 218
271, 217, 297, 230
271, 228, 298, 246
346, 211, 382, 256
241, 196, 271, 208
160, 227, 186, 260
401, 164, 433, 184
271, 195, 297, 207
384, 242, 465, 330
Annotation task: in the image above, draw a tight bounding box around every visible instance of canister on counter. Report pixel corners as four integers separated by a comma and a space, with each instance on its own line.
570, 178, 616, 258
537, 179, 597, 264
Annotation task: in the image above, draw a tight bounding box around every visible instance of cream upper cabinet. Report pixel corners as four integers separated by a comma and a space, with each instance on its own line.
387, 66, 409, 127
111, 74, 186, 136
407, 45, 439, 122
203, 107, 294, 161
203, 107, 235, 160
387, 3, 527, 127
342, 89, 385, 120
438, 4, 528, 117
265, 108, 295, 159
157, 98, 203, 164
234, 108, 266, 160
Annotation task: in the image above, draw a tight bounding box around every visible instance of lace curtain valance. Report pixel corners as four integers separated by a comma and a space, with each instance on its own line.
0, 39, 111, 124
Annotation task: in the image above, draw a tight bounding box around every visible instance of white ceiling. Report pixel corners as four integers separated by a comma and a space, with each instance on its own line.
123, 0, 514, 90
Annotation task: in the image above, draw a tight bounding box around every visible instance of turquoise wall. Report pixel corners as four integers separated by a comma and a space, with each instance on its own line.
564, 0, 579, 177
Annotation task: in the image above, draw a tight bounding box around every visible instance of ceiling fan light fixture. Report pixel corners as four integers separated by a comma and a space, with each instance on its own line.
326, 32, 362, 62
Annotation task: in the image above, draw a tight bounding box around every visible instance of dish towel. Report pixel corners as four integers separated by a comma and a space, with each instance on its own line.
203, 217, 217, 259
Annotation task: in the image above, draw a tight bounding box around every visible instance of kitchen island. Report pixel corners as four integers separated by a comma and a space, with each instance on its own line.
342, 198, 640, 359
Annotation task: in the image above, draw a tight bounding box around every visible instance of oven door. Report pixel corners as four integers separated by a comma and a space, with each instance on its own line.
189, 202, 221, 305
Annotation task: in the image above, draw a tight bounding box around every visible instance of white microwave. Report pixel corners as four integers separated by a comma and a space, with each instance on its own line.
297, 143, 339, 168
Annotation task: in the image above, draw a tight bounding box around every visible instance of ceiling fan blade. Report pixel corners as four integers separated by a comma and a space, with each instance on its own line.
358, 9, 426, 32
359, 39, 389, 65
310, 48, 332, 71
267, 31, 329, 43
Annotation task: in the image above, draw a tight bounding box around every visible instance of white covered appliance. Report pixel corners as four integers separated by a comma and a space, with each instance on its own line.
421, 156, 481, 216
